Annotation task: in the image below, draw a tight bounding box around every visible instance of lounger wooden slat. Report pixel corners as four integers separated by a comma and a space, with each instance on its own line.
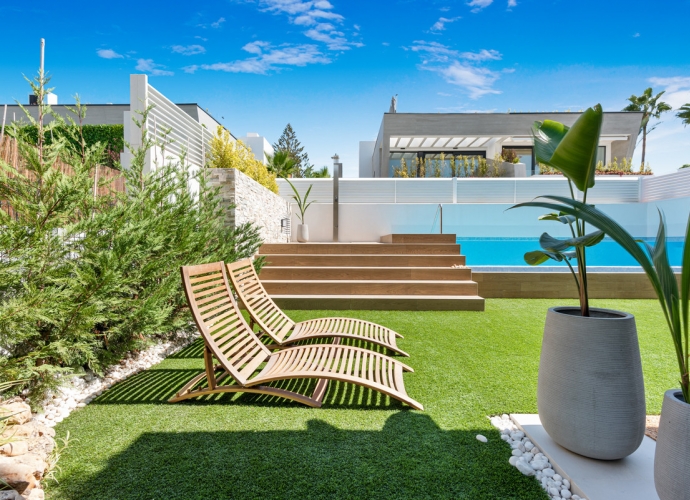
225, 259, 408, 356
171, 262, 422, 410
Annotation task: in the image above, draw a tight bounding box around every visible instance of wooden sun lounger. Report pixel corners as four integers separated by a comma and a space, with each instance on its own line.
225, 259, 409, 357
170, 262, 423, 410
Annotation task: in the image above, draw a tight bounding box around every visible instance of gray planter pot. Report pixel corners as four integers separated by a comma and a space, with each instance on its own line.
538, 306, 646, 460
654, 389, 690, 500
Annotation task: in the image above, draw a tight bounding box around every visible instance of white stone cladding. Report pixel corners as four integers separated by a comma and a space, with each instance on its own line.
206, 168, 290, 243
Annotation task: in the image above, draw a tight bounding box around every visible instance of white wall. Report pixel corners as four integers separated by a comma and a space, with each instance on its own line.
358, 141, 375, 178
239, 133, 274, 165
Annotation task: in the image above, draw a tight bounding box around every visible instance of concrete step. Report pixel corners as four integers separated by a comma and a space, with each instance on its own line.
271, 294, 485, 311
262, 254, 466, 267
260, 242, 460, 255
380, 234, 457, 244
259, 266, 473, 281
262, 280, 479, 296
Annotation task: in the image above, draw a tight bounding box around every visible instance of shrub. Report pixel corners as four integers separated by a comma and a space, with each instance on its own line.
15, 123, 124, 168
208, 126, 278, 193
0, 74, 263, 404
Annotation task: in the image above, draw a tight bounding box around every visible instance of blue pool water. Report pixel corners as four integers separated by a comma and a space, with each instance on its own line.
457, 237, 684, 267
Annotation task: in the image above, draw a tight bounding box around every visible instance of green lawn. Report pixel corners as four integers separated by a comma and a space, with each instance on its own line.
47, 299, 677, 499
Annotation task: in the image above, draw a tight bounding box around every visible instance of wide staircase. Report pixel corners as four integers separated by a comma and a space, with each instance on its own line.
257, 234, 484, 311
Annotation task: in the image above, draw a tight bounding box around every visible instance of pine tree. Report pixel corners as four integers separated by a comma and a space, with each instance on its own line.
273, 123, 310, 177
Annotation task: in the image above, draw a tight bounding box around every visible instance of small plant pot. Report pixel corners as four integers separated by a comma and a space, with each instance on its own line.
654, 389, 690, 500
297, 224, 309, 243
538, 306, 646, 460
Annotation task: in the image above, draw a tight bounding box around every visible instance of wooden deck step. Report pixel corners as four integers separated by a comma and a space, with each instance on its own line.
380, 234, 457, 244
263, 254, 466, 267
272, 295, 485, 311
262, 279, 478, 296
259, 266, 472, 281
260, 243, 460, 255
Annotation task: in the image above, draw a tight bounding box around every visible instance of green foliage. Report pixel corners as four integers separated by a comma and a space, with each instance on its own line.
208, 126, 278, 193
623, 87, 672, 168
285, 179, 315, 224
272, 123, 310, 177
15, 124, 124, 168
514, 106, 606, 316
302, 165, 330, 178
0, 73, 263, 404
265, 150, 296, 178
678, 104, 690, 127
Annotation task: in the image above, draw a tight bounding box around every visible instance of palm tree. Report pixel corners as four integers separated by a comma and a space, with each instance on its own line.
678, 103, 690, 127
622, 87, 672, 169
265, 150, 297, 178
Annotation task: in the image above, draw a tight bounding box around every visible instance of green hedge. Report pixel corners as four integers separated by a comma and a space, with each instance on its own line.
16, 124, 124, 168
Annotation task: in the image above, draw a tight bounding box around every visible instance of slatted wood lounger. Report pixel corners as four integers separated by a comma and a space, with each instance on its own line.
225, 259, 409, 357
170, 262, 423, 410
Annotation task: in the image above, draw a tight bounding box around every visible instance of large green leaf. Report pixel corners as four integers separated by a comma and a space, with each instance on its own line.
538, 212, 576, 225
532, 105, 603, 192
524, 250, 563, 265
539, 230, 604, 252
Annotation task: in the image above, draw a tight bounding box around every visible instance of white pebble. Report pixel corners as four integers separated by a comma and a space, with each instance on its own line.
476, 434, 487, 443
549, 487, 560, 496
563, 479, 570, 489
516, 460, 535, 476
509, 456, 519, 466
522, 452, 534, 462
511, 449, 523, 457
553, 474, 562, 482
543, 468, 555, 477
572, 496, 580, 500
510, 431, 525, 440
561, 490, 571, 499
500, 434, 510, 441
524, 440, 534, 451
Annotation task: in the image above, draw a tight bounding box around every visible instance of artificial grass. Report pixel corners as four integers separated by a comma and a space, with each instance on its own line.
47, 299, 677, 499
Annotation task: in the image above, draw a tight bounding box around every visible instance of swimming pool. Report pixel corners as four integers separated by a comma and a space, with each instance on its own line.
457, 237, 684, 267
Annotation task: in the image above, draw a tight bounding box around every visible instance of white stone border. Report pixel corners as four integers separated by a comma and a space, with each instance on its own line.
32, 335, 198, 427
490, 414, 581, 500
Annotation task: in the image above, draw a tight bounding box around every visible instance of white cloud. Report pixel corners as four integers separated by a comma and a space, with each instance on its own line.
468, 0, 492, 12
410, 41, 504, 99
459, 49, 501, 61
426, 62, 501, 98
97, 49, 124, 59
648, 76, 690, 109
430, 16, 461, 32
172, 44, 206, 56
507, 0, 517, 7
182, 65, 199, 74
633, 32, 640, 38
211, 17, 225, 28
258, 0, 359, 50
135, 59, 174, 76
437, 92, 452, 96
201, 41, 330, 74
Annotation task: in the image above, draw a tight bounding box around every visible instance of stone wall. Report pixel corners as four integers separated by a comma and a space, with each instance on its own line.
206, 168, 290, 243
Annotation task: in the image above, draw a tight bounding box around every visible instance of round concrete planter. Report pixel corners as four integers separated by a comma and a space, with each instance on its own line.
297, 224, 309, 243
538, 306, 646, 460
654, 389, 690, 500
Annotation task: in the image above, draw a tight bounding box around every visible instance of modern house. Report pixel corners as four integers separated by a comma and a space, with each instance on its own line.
0, 91, 273, 165
359, 111, 644, 178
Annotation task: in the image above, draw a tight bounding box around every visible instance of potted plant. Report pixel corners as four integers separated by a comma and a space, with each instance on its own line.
286, 179, 315, 243
511, 105, 646, 460
517, 187, 690, 498
500, 149, 527, 177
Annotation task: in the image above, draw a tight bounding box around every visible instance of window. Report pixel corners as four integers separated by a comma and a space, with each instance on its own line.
502, 147, 534, 175
596, 146, 606, 166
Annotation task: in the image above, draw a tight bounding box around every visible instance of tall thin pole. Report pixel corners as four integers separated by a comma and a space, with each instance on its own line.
1, 104, 6, 141
40, 38, 45, 78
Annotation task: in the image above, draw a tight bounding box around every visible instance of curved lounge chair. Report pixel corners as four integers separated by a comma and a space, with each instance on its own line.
225, 259, 409, 357
170, 262, 423, 410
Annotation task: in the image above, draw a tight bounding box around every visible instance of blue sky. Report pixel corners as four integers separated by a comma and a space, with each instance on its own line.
1, 0, 689, 177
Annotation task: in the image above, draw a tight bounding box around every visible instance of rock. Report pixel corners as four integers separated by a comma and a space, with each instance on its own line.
522, 452, 533, 463
509, 456, 519, 466
0, 404, 31, 426
561, 490, 571, 499
553, 474, 562, 482
0, 459, 37, 493
530, 459, 549, 471
548, 487, 560, 496
12, 453, 47, 480
531, 448, 540, 455
475, 434, 487, 443
76, 403, 86, 408
28, 436, 55, 458
52, 417, 62, 424
500, 434, 509, 441
562, 479, 570, 490
511, 449, 522, 457
0, 490, 22, 499
543, 468, 556, 477
515, 460, 535, 476
510, 431, 525, 440
0, 442, 29, 457
571, 496, 581, 500
1, 425, 32, 440
524, 440, 534, 451
24, 488, 44, 500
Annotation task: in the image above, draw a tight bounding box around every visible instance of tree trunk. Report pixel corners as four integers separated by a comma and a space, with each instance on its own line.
641, 126, 647, 170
